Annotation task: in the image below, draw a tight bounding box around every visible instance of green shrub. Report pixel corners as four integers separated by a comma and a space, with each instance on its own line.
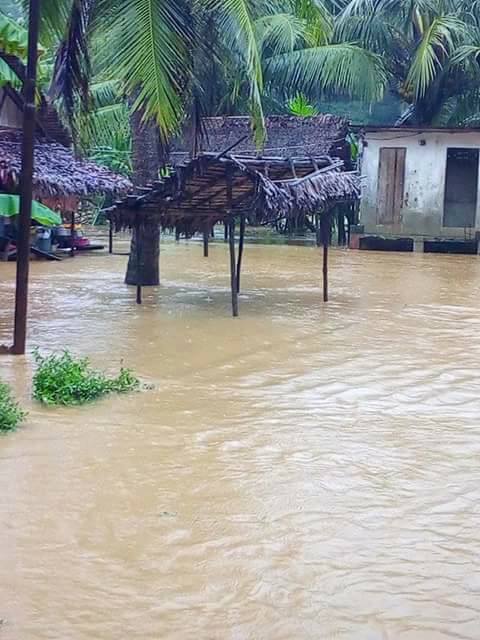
0, 381, 26, 432
33, 350, 140, 406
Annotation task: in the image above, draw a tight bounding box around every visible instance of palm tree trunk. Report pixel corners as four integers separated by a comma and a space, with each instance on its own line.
125, 222, 160, 286
125, 102, 161, 286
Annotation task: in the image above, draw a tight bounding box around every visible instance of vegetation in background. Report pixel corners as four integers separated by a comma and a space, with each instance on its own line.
33, 351, 140, 406
3, 0, 480, 166
0, 381, 26, 432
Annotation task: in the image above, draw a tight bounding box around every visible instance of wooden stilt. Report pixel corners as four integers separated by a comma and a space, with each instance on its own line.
11, 0, 41, 355
321, 212, 330, 303
315, 213, 321, 247
136, 220, 142, 304
236, 214, 246, 293
203, 225, 209, 257
108, 218, 113, 254
228, 219, 239, 317
70, 211, 75, 257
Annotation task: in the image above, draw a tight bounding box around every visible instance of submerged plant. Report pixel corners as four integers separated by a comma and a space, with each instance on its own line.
0, 381, 26, 432
33, 350, 140, 406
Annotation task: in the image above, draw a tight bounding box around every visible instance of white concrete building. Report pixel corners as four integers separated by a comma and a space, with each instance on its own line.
358, 126, 480, 251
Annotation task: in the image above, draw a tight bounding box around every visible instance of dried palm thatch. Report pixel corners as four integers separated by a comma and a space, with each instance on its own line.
171, 115, 352, 165
0, 129, 132, 197
259, 169, 361, 219
108, 152, 360, 234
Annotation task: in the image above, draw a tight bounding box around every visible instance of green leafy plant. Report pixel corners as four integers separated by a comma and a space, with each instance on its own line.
33, 350, 140, 406
0, 381, 26, 432
287, 93, 319, 117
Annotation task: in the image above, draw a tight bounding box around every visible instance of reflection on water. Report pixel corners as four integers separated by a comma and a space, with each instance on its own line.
1, 241, 480, 640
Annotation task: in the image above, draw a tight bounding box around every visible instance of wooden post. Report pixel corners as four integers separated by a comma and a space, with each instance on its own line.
321, 212, 330, 303
1, 240, 11, 262
224, 222, 228, 243
136, 220, 142, 304
236, 214, 246, 293
315, 213, 321, 247
12, 0, 41, 355
70, 211, 75, 257
203, 224, 209, 257
108, 218, 113, 254
228, 218, 238, 317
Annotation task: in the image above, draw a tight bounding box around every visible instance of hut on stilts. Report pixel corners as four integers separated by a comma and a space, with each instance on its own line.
108, 148, 361, 315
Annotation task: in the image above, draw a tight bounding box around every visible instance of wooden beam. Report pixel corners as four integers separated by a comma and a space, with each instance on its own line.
215, 135, 249, 160
11, 0, 41, 355
136, 221, 142, 305
70, 211, 75, 258
236, 214, 246, 293
203, 223, 209, 257
321, 212, 330, 303
228, 218, 239, 317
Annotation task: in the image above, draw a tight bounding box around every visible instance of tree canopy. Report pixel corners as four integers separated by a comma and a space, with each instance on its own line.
2, 0, 480, 169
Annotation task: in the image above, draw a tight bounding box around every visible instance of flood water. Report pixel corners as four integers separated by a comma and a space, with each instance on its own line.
1, 241, 480, 640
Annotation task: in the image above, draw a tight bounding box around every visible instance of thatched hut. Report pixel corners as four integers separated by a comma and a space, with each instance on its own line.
108, 150, 361, 315
171, 115, 352, 166
0, 86, 131, 215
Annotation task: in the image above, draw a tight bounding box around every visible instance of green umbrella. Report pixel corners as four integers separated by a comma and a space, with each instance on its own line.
0, 193, 62, 227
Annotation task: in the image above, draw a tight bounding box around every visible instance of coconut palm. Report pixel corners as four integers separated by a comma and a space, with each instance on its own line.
336, 0, 480, 125
9, 0, 387, 284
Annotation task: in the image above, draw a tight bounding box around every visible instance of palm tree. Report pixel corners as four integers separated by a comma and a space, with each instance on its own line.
336, 0, 480, 126
6, 0, 391, 283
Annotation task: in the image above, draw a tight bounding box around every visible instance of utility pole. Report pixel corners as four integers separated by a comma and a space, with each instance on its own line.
11, 0, 41, 355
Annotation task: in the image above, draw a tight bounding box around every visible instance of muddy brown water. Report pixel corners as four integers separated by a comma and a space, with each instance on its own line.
1, 241, 480, 640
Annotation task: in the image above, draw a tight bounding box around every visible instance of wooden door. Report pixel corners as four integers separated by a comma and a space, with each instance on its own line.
376, 147, 406, 226
443, 148, 479, 228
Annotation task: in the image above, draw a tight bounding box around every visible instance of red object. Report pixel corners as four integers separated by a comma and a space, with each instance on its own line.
74, 237, 90, 248
349, 233, 362, 250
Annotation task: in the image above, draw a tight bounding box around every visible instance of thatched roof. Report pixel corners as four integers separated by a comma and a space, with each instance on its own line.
108, 152, 360, 234
171, 114, 351, 165
0, 129, 132, 197
0, 86, 71, 146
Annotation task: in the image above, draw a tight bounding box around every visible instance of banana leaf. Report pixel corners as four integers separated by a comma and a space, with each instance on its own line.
0, 194, 62, 227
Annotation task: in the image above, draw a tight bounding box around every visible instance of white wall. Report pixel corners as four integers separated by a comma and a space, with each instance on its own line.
360, 130, 480, 238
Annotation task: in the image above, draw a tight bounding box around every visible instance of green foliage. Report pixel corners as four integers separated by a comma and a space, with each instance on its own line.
33, 350, 140, 406
0, 9, 29, 57
0, 381, 26, 433
336, 0, 480, 125
287, 92, 319, 116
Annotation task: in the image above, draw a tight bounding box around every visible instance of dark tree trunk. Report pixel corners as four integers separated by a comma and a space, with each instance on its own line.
125, 222, 160, 286
125, 101, 162, 286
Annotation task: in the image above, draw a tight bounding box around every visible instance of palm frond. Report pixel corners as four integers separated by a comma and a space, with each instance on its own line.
335, 12, 399, 54
89, 79, 123, 108
266, 43, 387, 103
49, 0, 92, 136
0, 9, 30, 57
293, 0, 334, 46
21, 0, 73, 47
0, 55, 22, 88
203, 0, 272, 144
406, 15, 466, 98
97, 0, 193, 141
256, 13, 307, 55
